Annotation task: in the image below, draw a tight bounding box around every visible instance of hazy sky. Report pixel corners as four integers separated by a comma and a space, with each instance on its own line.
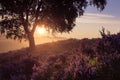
0, 0, 120, 53
59, 0, 120, 39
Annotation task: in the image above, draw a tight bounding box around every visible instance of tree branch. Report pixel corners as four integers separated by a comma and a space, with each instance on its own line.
31, 0, 43, 35
20, 13, 30, 35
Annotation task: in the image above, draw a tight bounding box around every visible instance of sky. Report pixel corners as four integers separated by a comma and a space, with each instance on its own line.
58, 0, 120, 39
0, 0, 120, 53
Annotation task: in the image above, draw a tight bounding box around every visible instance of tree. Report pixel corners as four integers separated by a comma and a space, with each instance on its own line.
0, 0, 107, 52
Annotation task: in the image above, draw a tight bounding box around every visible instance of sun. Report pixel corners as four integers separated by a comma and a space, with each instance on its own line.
38, 27, 46, 34
36, 25, 47, 35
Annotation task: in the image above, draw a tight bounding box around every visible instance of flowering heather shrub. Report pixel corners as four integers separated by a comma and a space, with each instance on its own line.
31, 50, 99, 80
0, 56, 36, 80
96, 30, 120, 80
97, 30, 120, 66
97, 57, 120, 80
98, 28, 120, 55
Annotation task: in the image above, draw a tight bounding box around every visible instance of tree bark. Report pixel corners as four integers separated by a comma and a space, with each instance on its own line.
28, 33, 35, 53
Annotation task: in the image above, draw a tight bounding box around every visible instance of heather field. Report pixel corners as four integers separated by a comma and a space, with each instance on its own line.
0, 32, 120, 80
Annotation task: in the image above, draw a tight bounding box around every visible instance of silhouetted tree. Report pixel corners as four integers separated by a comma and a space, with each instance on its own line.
0, 0, 107, 52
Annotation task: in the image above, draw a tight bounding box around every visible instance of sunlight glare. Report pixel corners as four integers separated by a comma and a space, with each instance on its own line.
36, 25, 47, 35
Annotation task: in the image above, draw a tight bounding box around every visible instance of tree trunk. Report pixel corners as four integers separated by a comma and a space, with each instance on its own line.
20, 13, 36, 53
28, 33, 35, 53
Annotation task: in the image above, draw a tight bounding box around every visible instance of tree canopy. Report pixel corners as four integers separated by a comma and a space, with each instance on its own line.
0, 0, 107, 49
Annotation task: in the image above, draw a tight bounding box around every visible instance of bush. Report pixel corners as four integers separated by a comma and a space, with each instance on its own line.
96, 29, 120, 80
